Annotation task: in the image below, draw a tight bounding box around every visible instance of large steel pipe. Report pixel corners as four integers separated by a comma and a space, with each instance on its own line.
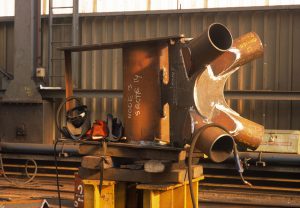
182, 23, 233, 77
183, 110, 234, 163
194, 32, 264, 152
195, 126, 234, 163
228, 152, 300, 164
210, 32, 264, 76
228, 114, 264, 150
210, 109, 264, 150
0, 142, 79, 155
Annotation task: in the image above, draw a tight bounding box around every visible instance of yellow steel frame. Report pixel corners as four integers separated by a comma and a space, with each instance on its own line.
138, 177, 203, 208
81, 177, 203, 208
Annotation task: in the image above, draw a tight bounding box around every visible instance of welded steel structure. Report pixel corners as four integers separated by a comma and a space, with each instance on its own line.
60, 23, 264, 163
0, 3, 300, 146
122, 24, 264, 162
1, 4, 300, 207
1, 6, 300, 136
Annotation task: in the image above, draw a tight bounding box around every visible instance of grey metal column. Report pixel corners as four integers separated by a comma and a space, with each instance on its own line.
35, 0, 42, 69
2, 0, 42, 102
72, 0, 79, 87
48, 0, 53, 85
0, 0, 53, 144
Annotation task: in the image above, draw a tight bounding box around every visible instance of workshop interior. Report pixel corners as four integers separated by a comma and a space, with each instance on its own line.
0, 0, 300, 207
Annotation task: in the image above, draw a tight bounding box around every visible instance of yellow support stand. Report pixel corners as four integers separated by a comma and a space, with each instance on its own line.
82, 180, 126, 208
80, 177, 203, 208
138, 177, 203, 208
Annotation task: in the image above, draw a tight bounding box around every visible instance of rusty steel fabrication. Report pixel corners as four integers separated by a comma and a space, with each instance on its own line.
60, 23, 264, 163
0, 1, 296, 207
122, 23, 264, 162
57, 23, 265, 207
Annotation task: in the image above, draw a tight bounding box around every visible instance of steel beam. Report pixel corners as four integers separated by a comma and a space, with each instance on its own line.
72, 0, 79, 87
2, 89, 300, 100
41, 88, 123, 98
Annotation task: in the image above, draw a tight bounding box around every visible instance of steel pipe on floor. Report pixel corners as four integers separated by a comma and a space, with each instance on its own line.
0, 142, 80, 155
227, 151, 300, 164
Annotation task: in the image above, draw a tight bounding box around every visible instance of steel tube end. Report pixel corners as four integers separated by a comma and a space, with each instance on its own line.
182, 23, 233, 77
208, 23, 233, 51
195, 126, 234, 163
